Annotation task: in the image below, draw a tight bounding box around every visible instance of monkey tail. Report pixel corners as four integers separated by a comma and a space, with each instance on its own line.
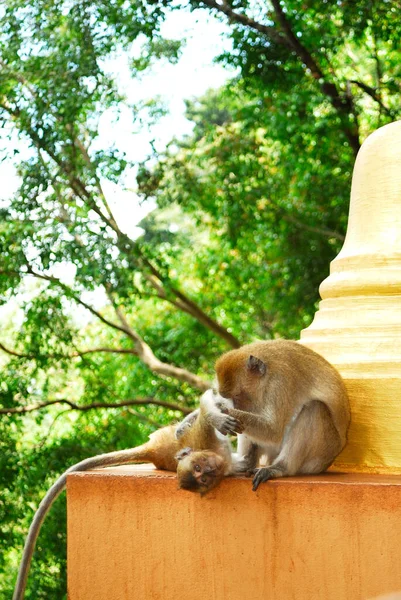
12, 444, 155, 600
75, 443, 156, 469
12, 471, 68, 600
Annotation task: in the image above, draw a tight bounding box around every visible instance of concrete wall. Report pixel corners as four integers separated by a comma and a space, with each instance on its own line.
67, 466, 401, 600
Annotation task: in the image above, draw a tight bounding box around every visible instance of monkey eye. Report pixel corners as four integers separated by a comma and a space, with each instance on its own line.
194, 464, 201, 472
200, 476, 208, 484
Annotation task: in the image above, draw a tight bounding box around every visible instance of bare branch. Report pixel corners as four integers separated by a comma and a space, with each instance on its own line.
0, 397, 193, 416
110, 302, 211, 391
0, 341, 138, 359
74, 347, 136, 357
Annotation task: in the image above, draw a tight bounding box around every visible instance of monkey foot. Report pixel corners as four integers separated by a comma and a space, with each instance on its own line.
251, 467, 281, 491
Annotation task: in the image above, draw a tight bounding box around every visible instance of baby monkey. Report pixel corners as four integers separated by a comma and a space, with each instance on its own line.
203, 340, 351, 491
13, 391, 235, 600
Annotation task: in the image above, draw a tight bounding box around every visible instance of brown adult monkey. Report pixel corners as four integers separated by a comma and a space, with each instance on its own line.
13, 391, 235, 600
203, 340, 350, 491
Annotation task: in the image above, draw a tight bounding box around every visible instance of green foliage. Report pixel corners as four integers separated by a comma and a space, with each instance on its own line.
131, 37, 183, 73
1, 0, 401, 597
138, 83, 350, 336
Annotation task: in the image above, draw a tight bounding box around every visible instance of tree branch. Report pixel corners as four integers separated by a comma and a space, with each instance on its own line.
0, 397, 193, 415
126, 408, 162, 428
74, 346, 136, 356
280, 211, 345, 241
270, 0, 323, 79
1, 99, 240, 348
110, 228, 241, 347
65, 124, 120, 227
1, 270, 213, 393
0, 341, 33, 359
253, 191, 345, 241
0, 267, 125, 339
0, 266, 211, 390
36, 118, 239, 346
350, 79, 397, 119
34, 409, 72, 450
0, 59, 38, 100
140, 271, 241, 347
200, 0, 286, 43
269, 0, 359, 153
25, 265, 132, 337
200, 0, 360, 154
109, 300, 211, 391
0, 341, 138, 360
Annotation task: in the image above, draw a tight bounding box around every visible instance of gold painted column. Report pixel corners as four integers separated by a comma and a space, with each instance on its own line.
300, 120, 401, 473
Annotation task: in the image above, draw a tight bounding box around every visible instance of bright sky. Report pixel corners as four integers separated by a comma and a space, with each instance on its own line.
0, 8, 235, 238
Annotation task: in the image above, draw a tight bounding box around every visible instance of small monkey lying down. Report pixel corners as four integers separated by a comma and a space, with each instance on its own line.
13, 392, 240, 600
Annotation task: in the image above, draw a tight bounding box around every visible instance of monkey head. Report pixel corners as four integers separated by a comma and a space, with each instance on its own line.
215, 350, 267, 406
176, 448, 226, 495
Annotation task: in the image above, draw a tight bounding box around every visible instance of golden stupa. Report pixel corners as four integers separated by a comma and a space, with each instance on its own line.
301, 120, 401, 473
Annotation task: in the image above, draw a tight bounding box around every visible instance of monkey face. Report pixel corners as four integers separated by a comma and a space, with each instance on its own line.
216, 352, 267, 409
176, 449, 225, 495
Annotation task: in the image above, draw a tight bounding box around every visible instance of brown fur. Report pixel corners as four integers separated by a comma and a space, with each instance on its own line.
207, 340, 350, 490
176, 450, 227, 495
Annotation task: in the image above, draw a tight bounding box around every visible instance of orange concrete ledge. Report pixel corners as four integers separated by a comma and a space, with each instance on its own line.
67, 466, 401, 600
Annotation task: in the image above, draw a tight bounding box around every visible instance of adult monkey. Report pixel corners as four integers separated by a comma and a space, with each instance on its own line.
13, 391, 239, 600
203, 340, 351, 491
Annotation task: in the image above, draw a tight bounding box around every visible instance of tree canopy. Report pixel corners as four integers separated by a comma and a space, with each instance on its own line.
1, 0, 400, 596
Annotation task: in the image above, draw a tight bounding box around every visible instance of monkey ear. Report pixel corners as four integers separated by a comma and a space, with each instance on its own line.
246, 355, 267, 376
175, 447, 193, 461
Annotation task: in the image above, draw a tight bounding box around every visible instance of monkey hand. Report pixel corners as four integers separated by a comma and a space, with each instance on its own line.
214, 396, 234, 414
211, 411, 243, 436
